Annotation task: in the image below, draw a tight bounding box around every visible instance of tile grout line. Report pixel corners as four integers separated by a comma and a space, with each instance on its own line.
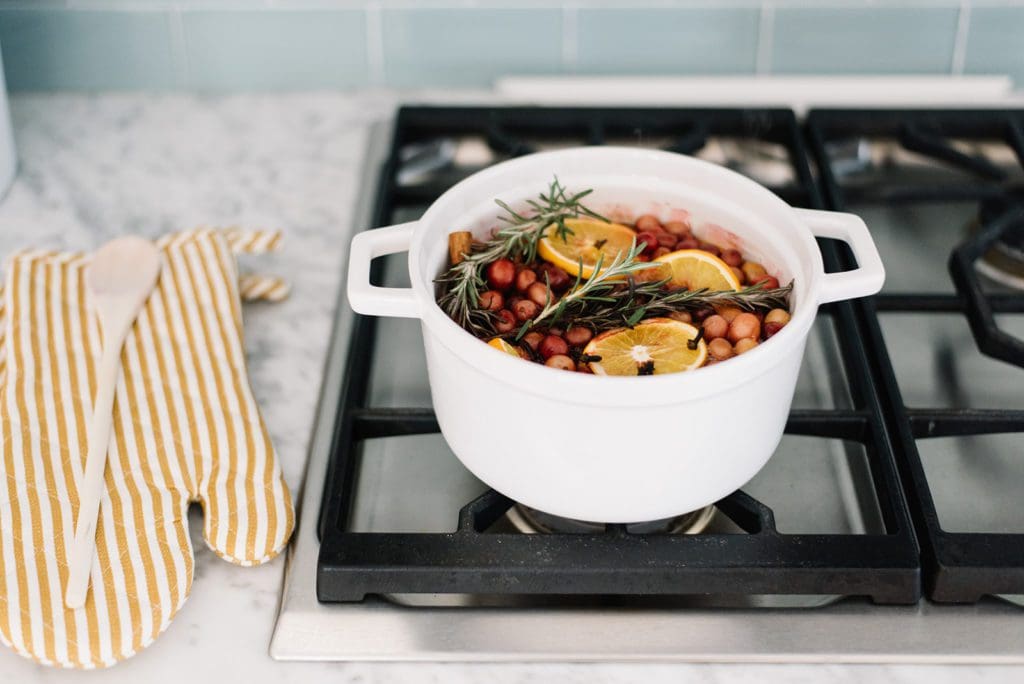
365, 2, 384, 87
755, 2, 775, 75
17, 1, 1024, 10
562, 4, 578, 74
168, 7, 189, 88
950, 0, 971, 76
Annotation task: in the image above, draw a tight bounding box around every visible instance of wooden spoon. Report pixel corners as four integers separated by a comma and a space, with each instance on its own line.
65, 236, 162, 610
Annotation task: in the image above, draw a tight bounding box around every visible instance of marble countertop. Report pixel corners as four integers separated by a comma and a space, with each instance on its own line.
0, 92, 1020, 684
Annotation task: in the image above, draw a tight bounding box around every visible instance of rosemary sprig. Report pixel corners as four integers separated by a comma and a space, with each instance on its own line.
435, 177, 609, 335
513, 239, 655, 339
516, 261, 793, 337
436, 178, 794, 340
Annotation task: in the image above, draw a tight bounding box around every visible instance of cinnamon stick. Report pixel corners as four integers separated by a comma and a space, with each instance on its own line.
448, 231, 473, 266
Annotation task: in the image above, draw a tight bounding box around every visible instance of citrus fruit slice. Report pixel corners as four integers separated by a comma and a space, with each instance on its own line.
487, 337, 523, 358
583, 318, 707, 376
537, 218, 642, 279
654, 249, 742, 291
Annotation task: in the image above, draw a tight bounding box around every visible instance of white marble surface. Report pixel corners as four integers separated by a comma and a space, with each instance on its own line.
0, 93, 1020, 683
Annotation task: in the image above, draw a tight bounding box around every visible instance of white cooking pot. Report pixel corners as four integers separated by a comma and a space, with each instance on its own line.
347, 147, 884, 523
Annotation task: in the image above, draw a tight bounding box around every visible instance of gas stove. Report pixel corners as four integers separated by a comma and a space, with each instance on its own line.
271, 105, 1024, 662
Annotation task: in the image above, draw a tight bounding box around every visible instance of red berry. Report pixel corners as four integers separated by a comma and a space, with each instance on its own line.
512, 299, 538, 322
657, 232, 679, 249
636, 231, 660, 255
764, 321, 784, 339
635, 215, 662, 232
752, 275, 780, 290
721, 249, 743, 267
478, 290, 504, 311
663, 220, 691, 237
486, 258, 515, 290
539, 334, 569, 359
697, 242, 721, 257
537, 263, 571, 291
493, 309, 516, 333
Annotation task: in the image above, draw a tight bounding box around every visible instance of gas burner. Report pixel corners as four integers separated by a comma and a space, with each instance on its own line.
975, 190, 1024, 289
504, 502, 716, 535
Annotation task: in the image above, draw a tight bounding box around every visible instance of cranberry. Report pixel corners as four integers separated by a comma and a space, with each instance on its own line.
697, 242, 721, 257
564, 326, 593, 346
522, 331, 544, 351
741, 261, 767, 282
702, 314, 728, 340
765, 308, 791, 326
537, 263, 571, 291
752, 275, 780, 290
657, 232, 679, 249
677, 237, 699, 250
715, 305, 742, 323
721, 248, 743, 267
730, 266, 745, 284
515, 268, 537, 292
634, 214, 662, 232
636, 231, 661, 255
764, 321, 784, 339
691, 306, 714, 323
486, 258, 515, 290
493, 309, 516, 333
545, 354, 576, 371
734, 338, 759, 355
708, 337, 734, 361
539, 334, 569, 359
512, 299, 538, 322
527, 281, 552, 306
662, 220, 691, 237
727, 313, 761, 343
478, 290, 503, 311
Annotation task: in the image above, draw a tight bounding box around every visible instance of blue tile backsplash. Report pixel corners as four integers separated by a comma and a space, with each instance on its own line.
575, 7, 760, 75
964, 5, 1024, 86
0, 1, 1021, 91
183, 10, 367, 90
0, 9, 176, 90
381, 8, 563, 87
772, 6, 959, 75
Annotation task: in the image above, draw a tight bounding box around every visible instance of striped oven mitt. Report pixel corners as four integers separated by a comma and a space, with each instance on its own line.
0, 228, 293, 668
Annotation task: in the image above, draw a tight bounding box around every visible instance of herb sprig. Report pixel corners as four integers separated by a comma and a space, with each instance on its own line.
515, 253, 792, 338
436, 178, 609, 335
435, 178, 793, 339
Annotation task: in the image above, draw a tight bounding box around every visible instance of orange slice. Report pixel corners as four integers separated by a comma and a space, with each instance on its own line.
537, 218, 641, 279
487, 337, 523, 358
654, 249, 742, 291
583, 318, 707, 376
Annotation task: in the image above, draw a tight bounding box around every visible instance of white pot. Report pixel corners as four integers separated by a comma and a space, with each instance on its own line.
347, 147, 884, 523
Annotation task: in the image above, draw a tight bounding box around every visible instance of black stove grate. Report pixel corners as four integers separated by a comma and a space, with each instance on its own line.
806, 109, 1024, 602
316, 106, 922, 605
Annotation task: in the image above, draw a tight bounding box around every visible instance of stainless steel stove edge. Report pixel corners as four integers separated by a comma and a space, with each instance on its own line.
269, 114, 1024, 664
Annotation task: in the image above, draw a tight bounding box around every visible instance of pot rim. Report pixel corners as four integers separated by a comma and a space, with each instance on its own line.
342, 146, 882, 406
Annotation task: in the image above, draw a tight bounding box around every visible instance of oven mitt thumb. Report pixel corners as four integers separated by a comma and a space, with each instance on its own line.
0, 228, 294, 669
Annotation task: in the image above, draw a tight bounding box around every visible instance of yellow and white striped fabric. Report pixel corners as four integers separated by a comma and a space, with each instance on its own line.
0, 228, 293, 668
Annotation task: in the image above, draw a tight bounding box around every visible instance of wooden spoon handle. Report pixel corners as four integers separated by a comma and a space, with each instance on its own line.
65, 342, 122, 609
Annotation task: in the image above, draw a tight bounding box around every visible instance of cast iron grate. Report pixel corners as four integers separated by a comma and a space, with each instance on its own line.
316, 106, 920, 605
807, 109, 1024, 602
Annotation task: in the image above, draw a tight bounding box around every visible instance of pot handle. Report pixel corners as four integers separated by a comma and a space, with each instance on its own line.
347, 222, 420, 318
794, 208, 886, 304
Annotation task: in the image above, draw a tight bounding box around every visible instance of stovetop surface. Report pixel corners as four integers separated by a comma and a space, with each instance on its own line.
271, 106, 1024, 662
